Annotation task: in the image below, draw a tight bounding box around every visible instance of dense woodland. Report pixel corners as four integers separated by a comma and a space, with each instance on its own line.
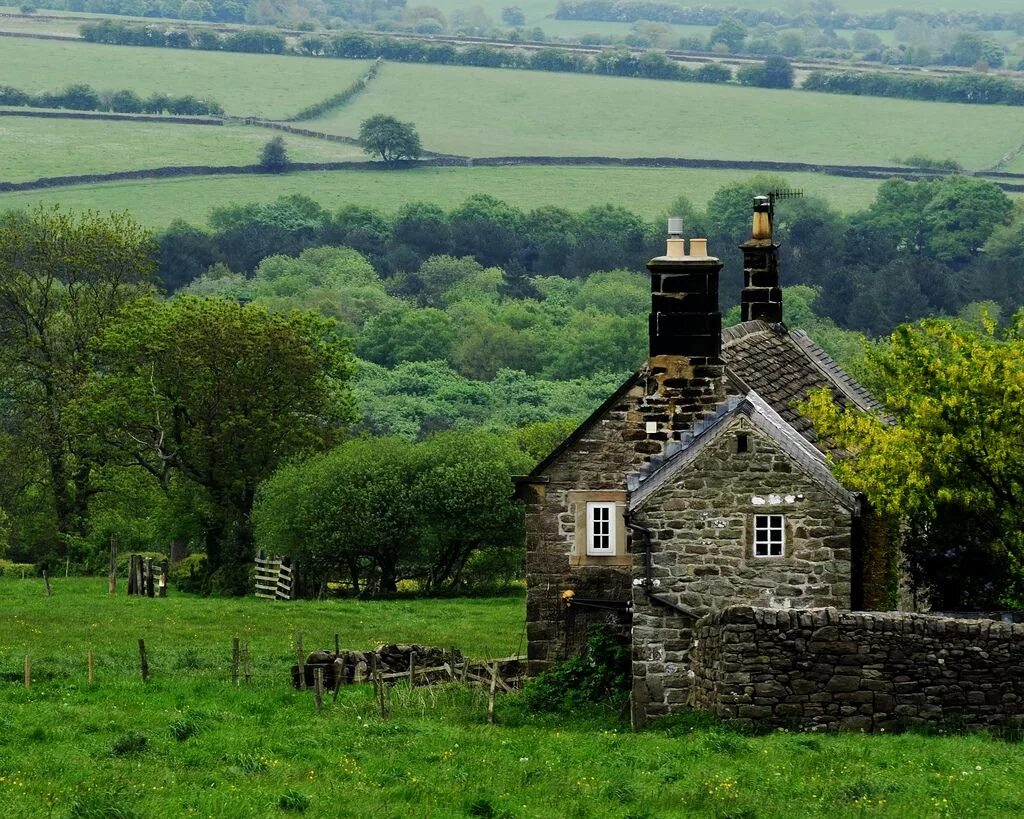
1, 170, 1023, 606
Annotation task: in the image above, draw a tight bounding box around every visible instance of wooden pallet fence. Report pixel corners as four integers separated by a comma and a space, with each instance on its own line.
126, 555, 168, 598
254, 551, 294, 600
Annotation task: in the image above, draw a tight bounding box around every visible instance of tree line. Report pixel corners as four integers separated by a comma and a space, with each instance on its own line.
0, 83, 223, 115
804, 70, 1024, 108
156, 174, 1024, 341
555, 1, 1024, 34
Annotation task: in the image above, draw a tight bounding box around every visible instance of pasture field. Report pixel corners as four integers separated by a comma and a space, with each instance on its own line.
314, 62, 1024, 169
0, 166, 887, 226
0, 117, 361, 182
0, 37, 372, 119
4, 577, 1024, 818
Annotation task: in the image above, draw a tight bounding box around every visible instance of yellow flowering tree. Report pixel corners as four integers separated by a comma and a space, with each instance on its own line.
805, 315, 1024, 608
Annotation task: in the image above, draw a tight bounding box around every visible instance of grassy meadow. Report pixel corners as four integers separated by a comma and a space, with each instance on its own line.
0, 117, 362, 182
0, 166, 887, 225
4, 577, 1024, 817
0, 38, 372, 119
314, 62, 1024, 168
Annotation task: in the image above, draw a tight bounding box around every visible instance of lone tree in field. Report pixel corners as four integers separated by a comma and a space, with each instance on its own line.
260, 136, 289, 173
358, 115, 422, 168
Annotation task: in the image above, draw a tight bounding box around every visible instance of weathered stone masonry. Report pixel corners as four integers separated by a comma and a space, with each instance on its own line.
691, 606, 1024, 732
629, 412, 855, 725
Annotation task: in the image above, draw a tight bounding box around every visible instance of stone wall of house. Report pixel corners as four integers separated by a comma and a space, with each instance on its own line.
524, 361, 730, 673
690, 606, 1024, 732
630, 415, 854, 726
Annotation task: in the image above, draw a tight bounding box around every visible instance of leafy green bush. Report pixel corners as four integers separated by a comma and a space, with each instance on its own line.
521, 625, 630, 713
169, 553, 208, 594
0, 559, 35, 577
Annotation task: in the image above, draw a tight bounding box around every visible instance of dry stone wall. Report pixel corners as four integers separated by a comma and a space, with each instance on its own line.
691, 606, 1024, 732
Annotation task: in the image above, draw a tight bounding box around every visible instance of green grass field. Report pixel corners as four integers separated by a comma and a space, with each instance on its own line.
4, 577, 1024, 818
0, 117, 361, 182
0, 38, 372, 118
314, 62, 1024, 169
0, 166, 887, 226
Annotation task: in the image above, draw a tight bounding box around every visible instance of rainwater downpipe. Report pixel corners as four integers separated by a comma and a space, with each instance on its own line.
625, 516, 698, 620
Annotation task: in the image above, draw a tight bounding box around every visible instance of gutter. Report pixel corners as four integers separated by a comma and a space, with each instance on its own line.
625, 517, 699, 620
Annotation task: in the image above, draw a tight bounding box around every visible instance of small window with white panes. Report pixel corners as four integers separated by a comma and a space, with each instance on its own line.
754, 514, 785, 557
586, 502, 617, 556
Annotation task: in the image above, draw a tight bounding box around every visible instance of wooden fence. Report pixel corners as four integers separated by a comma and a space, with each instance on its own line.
126, 555, 168, 598
254, 551, 294, 600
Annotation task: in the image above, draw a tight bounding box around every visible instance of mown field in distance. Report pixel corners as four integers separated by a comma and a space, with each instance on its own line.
315, 62, 1024, 169
0, 117, 362, 182
0, 37, 372, 119
4, 577, 1024, 818
0, 166, 888, 227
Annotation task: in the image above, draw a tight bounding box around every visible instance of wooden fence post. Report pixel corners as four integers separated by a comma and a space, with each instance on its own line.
138, 638, 149, 683
232, 638, 240, 685
108, 535, 117, 595
296, 631, 305, 690
487, 662, 498, 725
88, 650, 94, 685
409, 651, 416, 688
314, 668, 324, 711
243, 642, 252, 685
145, 558, 155, 598
24, 655, 30, 689
42, 570, 51, 597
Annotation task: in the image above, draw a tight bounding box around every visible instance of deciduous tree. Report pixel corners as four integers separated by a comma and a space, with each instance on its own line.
0, 206, 155, 561
84, 296, 356, 593
804, 316, 1024, 607
358, 114, 423, 167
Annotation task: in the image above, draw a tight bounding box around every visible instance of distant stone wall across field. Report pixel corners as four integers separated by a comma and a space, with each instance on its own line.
689, 606, 1024, 732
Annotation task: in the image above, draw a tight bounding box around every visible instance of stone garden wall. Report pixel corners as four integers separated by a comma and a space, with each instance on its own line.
690, 606, 1024, 732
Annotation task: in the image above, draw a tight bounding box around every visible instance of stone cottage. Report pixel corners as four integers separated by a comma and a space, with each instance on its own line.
516, 197, 890, 727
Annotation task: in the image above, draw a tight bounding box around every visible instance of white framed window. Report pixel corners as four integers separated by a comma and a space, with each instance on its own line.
586, 502, 617, 556
754, 514, 785, 557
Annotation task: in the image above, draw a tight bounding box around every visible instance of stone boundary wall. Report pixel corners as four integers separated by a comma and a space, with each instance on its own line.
5, 154, 1024, 195
0, 109, 222, 126
690, 606, 1024, 732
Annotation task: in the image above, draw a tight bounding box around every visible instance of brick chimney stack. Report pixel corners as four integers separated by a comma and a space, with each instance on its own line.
643, 220, 725, 432
740, 195, 782, 323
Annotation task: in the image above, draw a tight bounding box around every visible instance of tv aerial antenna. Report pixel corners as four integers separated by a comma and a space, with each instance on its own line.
766, 188, 804, 221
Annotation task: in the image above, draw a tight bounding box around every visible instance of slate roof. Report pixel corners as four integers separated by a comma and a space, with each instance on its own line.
519, 320, 883, 481
627, 391, 859, 512
721, 320, 883, 448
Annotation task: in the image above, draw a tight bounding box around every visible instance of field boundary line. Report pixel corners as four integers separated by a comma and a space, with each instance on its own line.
284, 58, 383, 123
0, 108, 223, 126
5, 157, 1024, 195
